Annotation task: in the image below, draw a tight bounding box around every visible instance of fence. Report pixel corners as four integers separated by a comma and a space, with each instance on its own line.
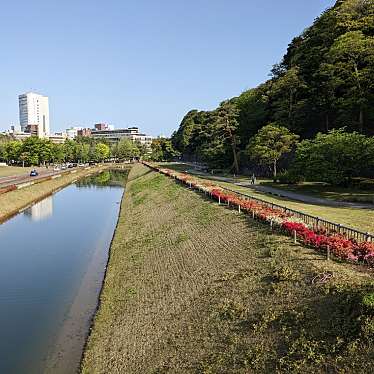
214, 186, 374, 243
144, 162, 374, 244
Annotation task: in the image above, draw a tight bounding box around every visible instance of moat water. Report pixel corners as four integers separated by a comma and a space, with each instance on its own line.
0, 170, 127, 373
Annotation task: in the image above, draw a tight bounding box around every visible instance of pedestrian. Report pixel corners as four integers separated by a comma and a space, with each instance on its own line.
251, 173, 255, 185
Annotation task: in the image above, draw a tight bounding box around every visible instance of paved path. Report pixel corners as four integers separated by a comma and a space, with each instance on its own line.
237, 183, 374, 210
186, 169, 374, 210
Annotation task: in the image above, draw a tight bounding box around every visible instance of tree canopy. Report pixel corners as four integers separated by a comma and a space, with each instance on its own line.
170, 0, 374, 173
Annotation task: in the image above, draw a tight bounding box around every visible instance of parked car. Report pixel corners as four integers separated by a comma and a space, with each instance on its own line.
53, 166, 61, 171
30, 169, 38, 177
61, 165, 67, 170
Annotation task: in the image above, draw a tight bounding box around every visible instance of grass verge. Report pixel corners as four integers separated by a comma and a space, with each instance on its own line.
0, 165, 45, 178
81, 164, 374, 373
264, 181, 374, 204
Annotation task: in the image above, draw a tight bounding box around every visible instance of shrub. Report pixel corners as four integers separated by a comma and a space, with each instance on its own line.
362, 293, 374, 310
277, 170, 303, 184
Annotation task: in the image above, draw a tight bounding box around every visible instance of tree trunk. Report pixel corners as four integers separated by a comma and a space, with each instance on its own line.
359, 107, 364, 133
273, 159, 277, 182
231, 139, 239, 175
325, 113, 329, 132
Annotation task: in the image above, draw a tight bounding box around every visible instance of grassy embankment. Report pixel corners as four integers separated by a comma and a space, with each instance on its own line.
82, 164, 374, 373
160, 163, 374, 234
0, 166, 105, 222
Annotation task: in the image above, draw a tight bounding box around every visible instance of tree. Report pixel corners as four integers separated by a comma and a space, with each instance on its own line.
20, 136, 41, 165
63, 139, 76, 162
39, 138, 53, 165
236, 87, 268, 146
75, 143, 90, 163
269, 66, 307, 131
214, 100, 241, 174
150, 138, 179, 161
94, 143, 110, 162
292, 128, 374, 185
247, 124, 299, 180
327, 31, 374, 132
114, 139, 139, 160
4, 141, 22, 163
52, 144, 65, 163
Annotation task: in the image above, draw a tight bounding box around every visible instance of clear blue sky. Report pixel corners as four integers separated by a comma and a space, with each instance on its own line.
1, 0, 335, 136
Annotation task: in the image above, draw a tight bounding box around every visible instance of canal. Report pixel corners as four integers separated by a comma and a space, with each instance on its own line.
0, 169, 128, 373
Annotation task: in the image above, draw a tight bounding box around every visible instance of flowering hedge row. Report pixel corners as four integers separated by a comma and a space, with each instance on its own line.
281, 221, 374, 266
143, 162, 374, 266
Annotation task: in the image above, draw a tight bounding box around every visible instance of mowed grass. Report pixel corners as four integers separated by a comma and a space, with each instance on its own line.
158, 163, 374, 234
0, 166, 105, 222
81, 164, 374, 374
264, 181, 374, 204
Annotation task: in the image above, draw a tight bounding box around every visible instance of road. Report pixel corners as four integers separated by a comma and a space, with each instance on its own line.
0, 168, 66, 189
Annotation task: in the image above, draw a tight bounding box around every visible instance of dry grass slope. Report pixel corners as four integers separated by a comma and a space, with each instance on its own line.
82, 164, 374, 374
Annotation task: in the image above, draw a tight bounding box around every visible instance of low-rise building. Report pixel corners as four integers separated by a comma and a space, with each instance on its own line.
66, 127, 82, 139
77, 128, 92, 137
91, 126, 153, 147
48, 132, 66, 144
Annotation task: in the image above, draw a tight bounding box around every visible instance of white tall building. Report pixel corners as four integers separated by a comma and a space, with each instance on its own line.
19, 92, 50, 137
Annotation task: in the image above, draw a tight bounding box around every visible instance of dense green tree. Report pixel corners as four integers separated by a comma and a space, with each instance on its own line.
247, 124, 299, 180
327, 30, 374, 132
171, 0, 374, 173
75, 143, 90, 163
292, 129, 374, 185
4, 141, 22, 163
150, 138, 179, 161
94, 143, 110, 162
113, 138, 139, 160
52, 144, 65, 163
214, 100, 241, 173
236, 87, 269, 145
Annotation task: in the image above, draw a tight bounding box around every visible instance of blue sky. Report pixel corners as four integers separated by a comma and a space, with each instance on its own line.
0, 0, 335, 136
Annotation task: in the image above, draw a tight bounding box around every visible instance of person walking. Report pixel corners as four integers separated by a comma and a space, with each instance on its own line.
251, 173, 255, 185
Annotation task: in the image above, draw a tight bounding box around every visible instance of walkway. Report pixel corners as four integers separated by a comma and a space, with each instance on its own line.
187, 169, 374, 210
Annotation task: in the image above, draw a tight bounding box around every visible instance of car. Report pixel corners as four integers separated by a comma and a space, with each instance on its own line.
30, 169, 38, 177
61, 165, 67, 170
68, 164, 74, 168
53, 166, 61, 171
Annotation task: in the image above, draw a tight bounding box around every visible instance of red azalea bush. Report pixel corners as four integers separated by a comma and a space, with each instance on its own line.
146, 163, 374, 267
281, 221, 374, 265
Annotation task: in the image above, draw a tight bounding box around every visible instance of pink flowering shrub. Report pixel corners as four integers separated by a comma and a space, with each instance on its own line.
144, 162, 374, 266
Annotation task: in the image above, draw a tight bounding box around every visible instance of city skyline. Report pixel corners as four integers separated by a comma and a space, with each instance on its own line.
1, 0, 335, 136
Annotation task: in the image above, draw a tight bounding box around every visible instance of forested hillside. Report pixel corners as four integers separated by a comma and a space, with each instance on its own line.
171, 0, 374, 171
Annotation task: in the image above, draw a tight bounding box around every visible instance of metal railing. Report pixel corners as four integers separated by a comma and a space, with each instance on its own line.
143, 162, 374, 243
221, 186, 374, 243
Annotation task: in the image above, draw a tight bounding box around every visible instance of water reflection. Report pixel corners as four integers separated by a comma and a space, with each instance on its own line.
24, 196, 53, 222
76, 169, 129, 188
0, 169, 128, 374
